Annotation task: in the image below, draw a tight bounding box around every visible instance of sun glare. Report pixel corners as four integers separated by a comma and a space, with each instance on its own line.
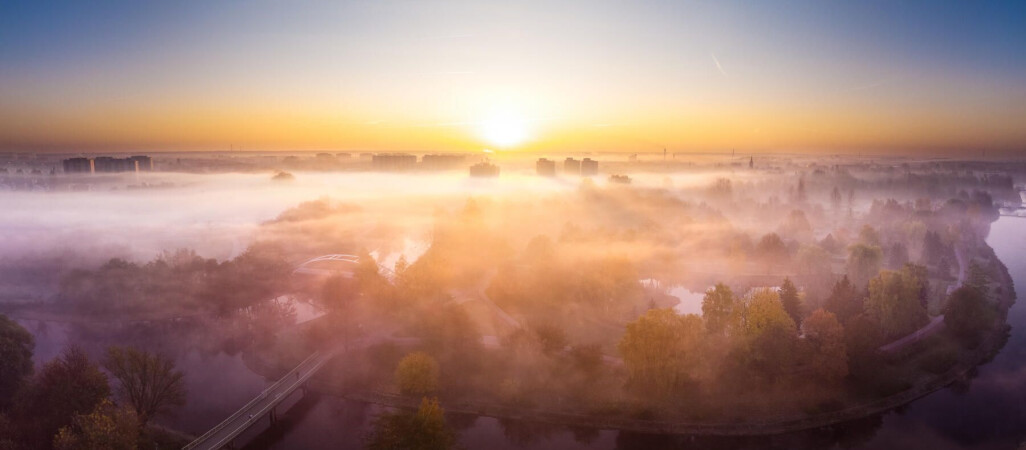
478, 111, 530, 148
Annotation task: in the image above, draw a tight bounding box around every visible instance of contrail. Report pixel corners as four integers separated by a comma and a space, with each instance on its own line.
711, 52, 728, 77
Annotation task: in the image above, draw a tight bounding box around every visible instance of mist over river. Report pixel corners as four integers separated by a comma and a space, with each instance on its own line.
13, 192, 1026, 450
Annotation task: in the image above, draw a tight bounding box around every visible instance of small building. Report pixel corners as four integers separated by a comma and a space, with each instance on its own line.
581, 158, 598, 176
608, 174, 631, 184
536, 158, 556, 177
469, 162, 500, 178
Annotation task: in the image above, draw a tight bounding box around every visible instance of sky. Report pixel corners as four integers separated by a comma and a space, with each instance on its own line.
1, 0, 1025, 155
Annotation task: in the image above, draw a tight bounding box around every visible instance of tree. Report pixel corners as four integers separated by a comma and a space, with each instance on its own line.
778, 278, 803, 328
823, 276, 861, 325
354, 249, 384, 289
796, 244, 831, 275
858, 225, 880, 246
864, 269, 928, 340
701, 283, 734, 335
0, 314, 33, 410
755, 233, 790, 271
365, 397, 456, 450
964, 260, 990, 298
731, 289, 799, 380
802, 309, 848, 382
322, 274, 360, 348
843, 314, 883, 379
396, 352, 439, 396
779, 210, 812, 241
322, 274, 359, 313
887, 243, 910, 269
14, 347, 110, 449
831, 186, 843, 212
618, 309, 704, 395
102, 346, 185, 427
533, 324, 567, 355
53, 400, 138, 450
732, 289, 797, 339
944, 286, 994, 344
846, 244, 882, 288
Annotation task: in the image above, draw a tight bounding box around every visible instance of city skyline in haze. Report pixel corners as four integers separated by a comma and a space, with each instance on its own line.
2, 0, 1025, 155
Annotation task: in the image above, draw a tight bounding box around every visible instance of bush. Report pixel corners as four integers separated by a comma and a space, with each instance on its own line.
395, 352, 439, 396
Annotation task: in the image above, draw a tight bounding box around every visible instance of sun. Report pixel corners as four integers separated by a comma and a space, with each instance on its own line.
477, 110, 530, 148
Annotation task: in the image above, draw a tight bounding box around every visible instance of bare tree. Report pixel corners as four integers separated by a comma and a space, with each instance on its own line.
103, 346, 185, 427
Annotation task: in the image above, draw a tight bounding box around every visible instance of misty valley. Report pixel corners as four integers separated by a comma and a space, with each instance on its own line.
1, 153, 1025, 449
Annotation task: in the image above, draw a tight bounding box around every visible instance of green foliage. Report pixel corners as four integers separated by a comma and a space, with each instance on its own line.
858, 225, 880, 246
729, 289, 799, 381
823, 276, 861, 325
796, 244, 832, 275
701, 283, 734, 335
618, 309, 704, 395
414, 305, 482, 388
568, 344, 603, 376
102, 346, 186, 427
802, 309, 848, 382
58, 245, 291, 317
944, 286, 995, 344
964, 260, 990, 298
778, 278, 803, 328
843, 313, 884, 380
396, 352, 440, 396
365, 397, 456, 450
755, 233, 789, 269
53, 399, 139, 450
533, 324, 568, 355
846, 244, 882, 289
13, 347, 111, 449
0, 314, 33, 410
865, 267, 929, 340
732, 289, 797, 338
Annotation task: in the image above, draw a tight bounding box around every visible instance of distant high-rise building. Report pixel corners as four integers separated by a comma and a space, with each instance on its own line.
371, 153, 416, 171
581, 158, 598, 176
564, 158, 581, 175
129, 155, 153, 171
469, 162, 500, 178
62, 157, 94, 174
422, 154, 466, 170
536, 158, 556, 177
94, 157, 138, 173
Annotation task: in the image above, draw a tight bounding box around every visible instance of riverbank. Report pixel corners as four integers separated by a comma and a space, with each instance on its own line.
241, 228, 1017, 438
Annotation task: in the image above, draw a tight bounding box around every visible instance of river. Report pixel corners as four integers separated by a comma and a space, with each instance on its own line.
15, 216, 1026, 449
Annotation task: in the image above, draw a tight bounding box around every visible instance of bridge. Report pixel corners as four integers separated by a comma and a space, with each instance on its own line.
291, 254, 361, 276
292, 253, 395, 280
183, 348, 341, 450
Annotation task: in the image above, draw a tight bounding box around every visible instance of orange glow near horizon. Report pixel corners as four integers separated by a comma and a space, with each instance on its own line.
1, 2, 1025, 155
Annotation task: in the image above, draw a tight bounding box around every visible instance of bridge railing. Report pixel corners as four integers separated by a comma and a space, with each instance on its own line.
182, 351, 321, 450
